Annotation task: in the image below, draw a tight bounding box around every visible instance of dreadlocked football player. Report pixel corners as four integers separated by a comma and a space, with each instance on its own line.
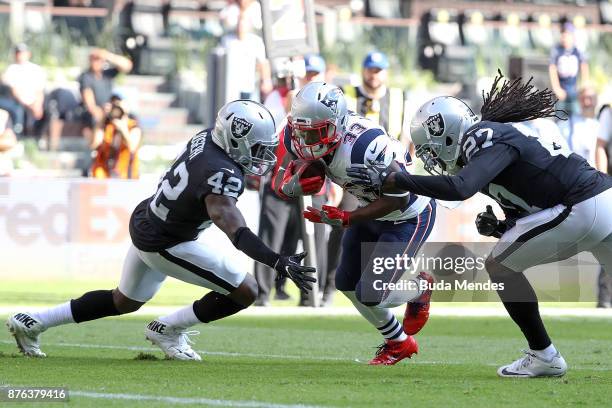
7, 100, 316, 360
348, 71, 612, 377
274, 82, 436, 365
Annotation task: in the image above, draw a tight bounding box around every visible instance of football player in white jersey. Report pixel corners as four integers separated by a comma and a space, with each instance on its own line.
274, 82, 436, 365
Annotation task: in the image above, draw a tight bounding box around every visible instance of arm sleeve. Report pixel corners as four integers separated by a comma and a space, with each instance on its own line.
233, 227, 279, 268
393, 143, 519, 201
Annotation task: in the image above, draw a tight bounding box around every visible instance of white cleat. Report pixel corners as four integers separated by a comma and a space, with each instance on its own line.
6, 313, 47, 358
145, 320, 202, 361
497, 350, 567, 378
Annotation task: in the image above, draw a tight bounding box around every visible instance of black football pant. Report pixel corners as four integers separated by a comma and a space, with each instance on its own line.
254, 187, 301, 302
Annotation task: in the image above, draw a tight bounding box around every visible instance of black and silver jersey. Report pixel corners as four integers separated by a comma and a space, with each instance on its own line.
129, 129, 245, 252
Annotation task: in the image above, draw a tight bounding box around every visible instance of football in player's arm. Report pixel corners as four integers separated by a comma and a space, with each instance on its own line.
272, 127, 410, 228
348, 71, 612, 378
274, 82, 437, 366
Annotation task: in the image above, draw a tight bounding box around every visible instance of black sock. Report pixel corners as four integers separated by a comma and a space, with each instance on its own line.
192, 292, 246, 323
492, 273, 551, 350
70, 290, 120, 323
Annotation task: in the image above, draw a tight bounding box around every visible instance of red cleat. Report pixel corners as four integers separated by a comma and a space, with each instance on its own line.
403, 272, 434, 335
368, 336, 419, 365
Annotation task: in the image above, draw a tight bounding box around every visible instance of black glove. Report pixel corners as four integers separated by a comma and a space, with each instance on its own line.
274, 252, 317, 292
345, 164, 391, 194
475, 205, 504, 238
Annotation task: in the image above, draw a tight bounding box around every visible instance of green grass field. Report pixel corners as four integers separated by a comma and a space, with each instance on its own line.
1, 313, 611, 408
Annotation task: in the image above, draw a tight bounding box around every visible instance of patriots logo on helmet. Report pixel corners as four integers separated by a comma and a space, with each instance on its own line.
424, 113, 445, 137
320, 89, 341, 114
231, 117, 253, 139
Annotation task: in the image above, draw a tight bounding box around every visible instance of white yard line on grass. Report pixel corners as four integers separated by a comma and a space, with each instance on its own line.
69, 390, 327, 408
1, 340, 610, 371
1, 386, 326, 408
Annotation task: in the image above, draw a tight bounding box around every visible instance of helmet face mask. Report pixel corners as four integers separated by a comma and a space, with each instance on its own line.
410, 96, 478, 175
289, 82, 347, 160
246, 142, 277, 175
212, 100, 278, 176
290, 120, 339, 160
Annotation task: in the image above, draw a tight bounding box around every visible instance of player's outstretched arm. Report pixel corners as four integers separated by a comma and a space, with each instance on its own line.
348, 143, 518, 201
205, 194, 316, 291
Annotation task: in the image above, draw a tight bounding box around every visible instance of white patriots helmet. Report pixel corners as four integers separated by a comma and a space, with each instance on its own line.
288, 81, 348, 160
410, 96, 479, 175
212, 100, 279, 176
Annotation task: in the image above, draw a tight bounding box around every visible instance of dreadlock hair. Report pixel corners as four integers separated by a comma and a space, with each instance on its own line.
480, 70, 566, 123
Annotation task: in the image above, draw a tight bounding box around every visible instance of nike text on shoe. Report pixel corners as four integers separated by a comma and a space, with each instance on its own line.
6, 313, 47, 357
145, 320, 202, 361
497, 350, 567, 378
403, 271, 434, 335
368, 336, 419, 366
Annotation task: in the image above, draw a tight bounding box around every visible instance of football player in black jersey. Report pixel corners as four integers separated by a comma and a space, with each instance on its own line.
348, 72, 612, 377
7, 100, 316, 360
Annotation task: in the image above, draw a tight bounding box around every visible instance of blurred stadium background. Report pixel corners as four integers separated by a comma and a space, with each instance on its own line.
0, 2, 610, 407
0, 0, 610, 307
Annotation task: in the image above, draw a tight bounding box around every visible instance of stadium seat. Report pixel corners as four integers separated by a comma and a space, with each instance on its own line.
499, 11, 531, 50
461, 9, 495, 46
529, 12, 561, 50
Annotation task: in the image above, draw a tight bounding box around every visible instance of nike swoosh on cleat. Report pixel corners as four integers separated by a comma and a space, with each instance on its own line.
369, 143, 377, 154
500, 368, 530, 376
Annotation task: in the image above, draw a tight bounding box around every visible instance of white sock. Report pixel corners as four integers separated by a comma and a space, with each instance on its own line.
533, 344, 558, 360
343, 291, 407, 342
33, 301, 75, 329
158, 303, 201, 329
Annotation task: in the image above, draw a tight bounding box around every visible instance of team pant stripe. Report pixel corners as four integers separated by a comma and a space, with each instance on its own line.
495, 206, 572, 263
159, 250, 237, 293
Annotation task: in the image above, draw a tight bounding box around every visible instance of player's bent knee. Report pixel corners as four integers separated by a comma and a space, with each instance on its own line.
484, 256, 516, 280
112, 288, 145, 314
229, 274, 258, 307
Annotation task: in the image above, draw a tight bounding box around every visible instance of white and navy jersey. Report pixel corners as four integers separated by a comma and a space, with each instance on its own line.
283, 113, 430, 222
130, 129, 245, 252
395, 120, 612, 222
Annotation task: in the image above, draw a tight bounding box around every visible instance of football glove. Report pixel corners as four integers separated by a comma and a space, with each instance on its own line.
303, 205, 350, 227
345, 163, 391, 194
274, 252, 317, 292
475, 205, 508, 238
279, 160, 325, 199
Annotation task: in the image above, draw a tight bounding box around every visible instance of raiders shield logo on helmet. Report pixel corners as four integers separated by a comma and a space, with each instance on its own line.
231, 117, 253, 139
424, 113, 445, 137
320, 89, 341, 114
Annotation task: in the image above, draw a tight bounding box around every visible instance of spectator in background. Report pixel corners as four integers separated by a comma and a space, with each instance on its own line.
220, 3, 272, 102
343, 51, 408, 143
0, 43, 46, 136
263, 59, 294, 127
254, 54, 330, 307
0, 108, 17, 175
549, 22, 589, 118
79, 49, 133, 146
558, 87, 599, 166
595, 102, 612, 308
90, 94, 141, 179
